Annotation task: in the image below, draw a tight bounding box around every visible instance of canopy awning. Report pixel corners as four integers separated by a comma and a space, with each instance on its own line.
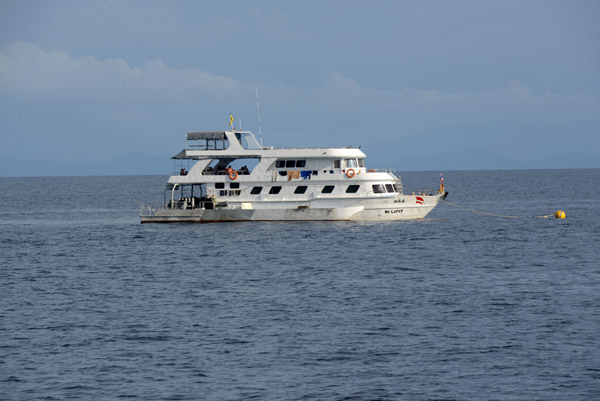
186, 131, 227, 141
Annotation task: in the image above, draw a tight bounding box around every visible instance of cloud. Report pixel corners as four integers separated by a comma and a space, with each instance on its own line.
328, 72, 361, 93
1, 41, 597, 129
0, 41, 244, 101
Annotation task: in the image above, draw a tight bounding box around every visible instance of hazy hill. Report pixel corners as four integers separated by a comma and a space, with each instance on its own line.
365, 120, 600, 170
2, 120, 599, 177
0, 152, 172, 177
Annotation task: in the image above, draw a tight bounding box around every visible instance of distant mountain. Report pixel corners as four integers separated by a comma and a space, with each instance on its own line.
2, 128, 599, 177
529, 152, 600, 170
390, 148, 600, 171
0, 152, 173, 177
393, 147, 524, 171
364, 120, 600, 170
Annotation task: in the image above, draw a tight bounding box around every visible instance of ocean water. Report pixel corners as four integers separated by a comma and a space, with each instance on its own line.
1, 169, 599, 400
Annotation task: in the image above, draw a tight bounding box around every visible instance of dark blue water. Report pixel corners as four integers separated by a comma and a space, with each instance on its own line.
1, 170, 599, 400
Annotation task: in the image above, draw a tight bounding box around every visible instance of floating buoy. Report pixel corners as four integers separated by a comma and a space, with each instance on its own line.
554, 210, 566, 219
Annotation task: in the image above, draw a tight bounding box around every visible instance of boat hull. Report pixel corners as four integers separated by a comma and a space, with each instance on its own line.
140, 193, 444, 223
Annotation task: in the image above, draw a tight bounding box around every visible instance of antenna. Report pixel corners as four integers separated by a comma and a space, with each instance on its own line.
255, 87, 263, 146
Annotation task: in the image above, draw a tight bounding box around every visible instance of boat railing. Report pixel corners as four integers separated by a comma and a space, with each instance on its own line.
364, 168, 400, 175
140, 204, 164, 216
140, 198, 216, 216
408, 189, 439, 196
201, 169, 251, 176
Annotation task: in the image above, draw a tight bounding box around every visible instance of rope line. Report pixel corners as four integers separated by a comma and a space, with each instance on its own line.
441, 200, 554, 219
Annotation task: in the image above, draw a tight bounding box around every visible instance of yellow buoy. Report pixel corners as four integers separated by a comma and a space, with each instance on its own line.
555, 210, 566, 219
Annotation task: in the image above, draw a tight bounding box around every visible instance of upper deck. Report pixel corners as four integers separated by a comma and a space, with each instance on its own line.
172, 130, 366, 160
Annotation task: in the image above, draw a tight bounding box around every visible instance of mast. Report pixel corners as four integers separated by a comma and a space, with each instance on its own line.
255, 87, 263, 146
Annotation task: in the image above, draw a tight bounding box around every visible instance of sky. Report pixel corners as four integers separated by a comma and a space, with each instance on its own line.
0, 0, 599, 172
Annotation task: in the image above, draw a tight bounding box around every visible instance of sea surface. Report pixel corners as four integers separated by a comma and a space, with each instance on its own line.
1, 169, 599, 401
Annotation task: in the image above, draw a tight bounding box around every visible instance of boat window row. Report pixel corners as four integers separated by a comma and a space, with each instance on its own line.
213, 183, 395, 196
215, 182, 240, 189
275, 159, 307, 168
248, 184, 360, 195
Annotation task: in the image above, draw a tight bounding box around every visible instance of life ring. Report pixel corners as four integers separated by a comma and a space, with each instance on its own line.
346, 169, 356, 178
229, 171, 238, 180
368, 169, 375, 173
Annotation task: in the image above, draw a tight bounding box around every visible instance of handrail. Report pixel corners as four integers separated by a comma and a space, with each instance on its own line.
202, 170, 251, 176
140, 198, 215, 216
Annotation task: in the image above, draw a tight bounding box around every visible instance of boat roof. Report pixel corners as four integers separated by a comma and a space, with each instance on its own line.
186, 131, 228, 140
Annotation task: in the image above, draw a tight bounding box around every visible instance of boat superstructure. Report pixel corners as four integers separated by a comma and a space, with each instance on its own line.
140, 130, 446, 223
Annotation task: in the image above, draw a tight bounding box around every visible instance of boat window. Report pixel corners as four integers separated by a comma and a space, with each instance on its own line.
394, 184, 402, 193
322, 185, 335, 194
276, 160, 285, 168
296, 160, 306, 168
215, 183, 225, 189
251, 186, 262, 194
334, 160, 341, 169
294, 186, 308, 194
346, 185, 360, 193
372, 184, 386, 194
385, 184, 395, 193
345, 159, 358, 168
358, 159, 365, 168
230, 183, 240, 189
269, 186, 282, 194
285, 160, 296, 168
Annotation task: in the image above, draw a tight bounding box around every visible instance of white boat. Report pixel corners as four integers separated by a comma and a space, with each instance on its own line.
140, 130, 447, 223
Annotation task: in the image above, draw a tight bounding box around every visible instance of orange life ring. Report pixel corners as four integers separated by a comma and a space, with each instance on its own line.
346, 169, 356, 178
229, 171, 238, 180
368, 169, 375, 173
